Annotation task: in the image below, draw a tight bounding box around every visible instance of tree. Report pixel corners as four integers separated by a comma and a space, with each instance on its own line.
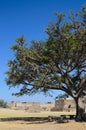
6, 6, 86, 121
0, 99, 8, 108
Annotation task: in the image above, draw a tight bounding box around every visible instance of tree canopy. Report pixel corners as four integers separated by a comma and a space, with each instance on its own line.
6, 5, 86, 120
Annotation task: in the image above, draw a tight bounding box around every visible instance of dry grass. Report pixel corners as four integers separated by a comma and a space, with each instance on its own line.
0, 108, 86, 130
0, 108, 75, 118
0, 120, 86, 130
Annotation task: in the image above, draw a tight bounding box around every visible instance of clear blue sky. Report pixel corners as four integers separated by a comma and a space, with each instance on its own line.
0, 0, 86, 103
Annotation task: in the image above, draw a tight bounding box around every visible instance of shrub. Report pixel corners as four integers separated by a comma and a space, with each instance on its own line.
0, 99, 8, 108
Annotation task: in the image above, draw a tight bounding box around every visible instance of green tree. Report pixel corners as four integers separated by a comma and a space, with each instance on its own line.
6, 6, 86, 121
0, 99, 8, 108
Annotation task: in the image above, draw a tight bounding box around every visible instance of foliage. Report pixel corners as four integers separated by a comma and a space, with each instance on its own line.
55, 94, 68, 101
6, 5, 86, 120
0, 99, 8, 108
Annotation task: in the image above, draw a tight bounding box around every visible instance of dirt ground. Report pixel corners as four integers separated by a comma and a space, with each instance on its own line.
0, 120, 86, 130
0, 109, 86, 130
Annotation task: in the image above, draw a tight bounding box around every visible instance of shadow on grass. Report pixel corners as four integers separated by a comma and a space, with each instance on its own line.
0, 117, 49, 124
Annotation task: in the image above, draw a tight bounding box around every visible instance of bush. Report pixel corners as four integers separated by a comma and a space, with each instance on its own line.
0, 99, 8, 108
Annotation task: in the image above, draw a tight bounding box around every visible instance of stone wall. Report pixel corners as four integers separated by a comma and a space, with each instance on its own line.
27, 102, 41, 112
9, 101, 55, 112
9, 101, 41, 112
53, 98, 86, 112
52, 98, 76, 112
41, 102, 54, 111
9, 97, 86, 112
79, 97, 86, 112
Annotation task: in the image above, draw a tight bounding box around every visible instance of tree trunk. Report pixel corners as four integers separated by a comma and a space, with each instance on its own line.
74, 98, 84, 121
75, 98, 79, 118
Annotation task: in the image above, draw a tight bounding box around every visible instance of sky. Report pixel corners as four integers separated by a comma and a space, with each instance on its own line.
0, 0, 86, 103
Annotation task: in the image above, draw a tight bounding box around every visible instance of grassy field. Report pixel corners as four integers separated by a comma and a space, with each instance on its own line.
0, 108, 86, 130
0, 108, 75, 118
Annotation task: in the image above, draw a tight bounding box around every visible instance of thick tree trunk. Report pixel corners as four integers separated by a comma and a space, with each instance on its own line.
75, 98, 79, 118
74, 98, 84, 121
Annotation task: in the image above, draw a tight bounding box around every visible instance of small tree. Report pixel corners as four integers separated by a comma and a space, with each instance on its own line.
0, 100, 8, 108
6, 6, 86, 121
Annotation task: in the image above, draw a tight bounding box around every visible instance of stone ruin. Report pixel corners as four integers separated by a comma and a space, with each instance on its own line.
51, 98, 75, 112
9, 97, 86, 112
40, 102, 55, 111
9, 101, 41, 112
9, 101, 55, 112
27, 102, 41, 112
79, 96, 86, 113
52, 97, 86, 112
